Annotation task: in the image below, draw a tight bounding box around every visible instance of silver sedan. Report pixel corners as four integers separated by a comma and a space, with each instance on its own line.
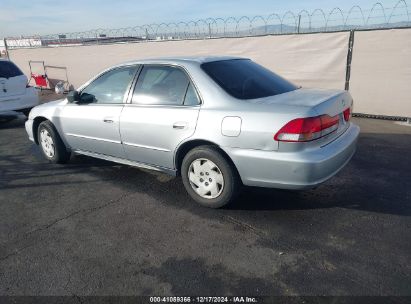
26, 57, 359, 208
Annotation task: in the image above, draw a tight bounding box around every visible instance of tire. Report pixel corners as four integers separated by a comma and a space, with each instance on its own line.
181, 145, 241, 208
37, 120, 71, 164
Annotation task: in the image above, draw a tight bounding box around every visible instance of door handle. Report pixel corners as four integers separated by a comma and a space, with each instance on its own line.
103, 117, 114, 123
173, 122, 188, 129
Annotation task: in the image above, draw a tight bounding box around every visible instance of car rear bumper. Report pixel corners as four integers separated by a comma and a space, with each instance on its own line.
223, 123, 360, 190
0, 87, 39, 113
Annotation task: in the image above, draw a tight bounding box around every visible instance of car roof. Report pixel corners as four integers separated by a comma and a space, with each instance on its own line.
119, 56, 246, 66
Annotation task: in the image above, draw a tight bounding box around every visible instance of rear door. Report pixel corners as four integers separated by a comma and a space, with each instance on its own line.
0, 60, 27, 100
60, 65, 138, 158
120, 64, 200, 169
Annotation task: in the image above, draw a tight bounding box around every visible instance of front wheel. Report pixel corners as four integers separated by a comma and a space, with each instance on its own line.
181, 146, 241, 208
37, 121, 71, 164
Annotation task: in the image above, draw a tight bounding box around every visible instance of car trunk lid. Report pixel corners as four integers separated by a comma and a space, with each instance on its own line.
250, 88, 349, 108
0, 61, 27, 99
0, 75, 28, 99
247, 88, 353, 145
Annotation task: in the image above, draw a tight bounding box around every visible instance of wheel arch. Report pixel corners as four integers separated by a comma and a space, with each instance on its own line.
32, 116, 49, 144
174, 139, 240, 179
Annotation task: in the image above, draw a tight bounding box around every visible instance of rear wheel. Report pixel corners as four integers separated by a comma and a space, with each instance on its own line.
37, 121, 70, 164
181, 146, 240, 208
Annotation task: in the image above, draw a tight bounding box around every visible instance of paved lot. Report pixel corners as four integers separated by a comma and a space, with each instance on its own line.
0, 108, 410, 296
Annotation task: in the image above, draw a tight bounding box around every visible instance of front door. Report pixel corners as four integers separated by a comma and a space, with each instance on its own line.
120, 65, 201, 169
60, 65, 138, 158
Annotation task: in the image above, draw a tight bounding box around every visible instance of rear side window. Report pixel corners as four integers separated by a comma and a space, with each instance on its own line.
132, 65, 199, 106
184, 83, 200, 106
201, 59, 298, 100
0, 61, 24, 78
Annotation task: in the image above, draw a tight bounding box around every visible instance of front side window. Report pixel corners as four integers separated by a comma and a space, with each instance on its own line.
201, 59, 298, 100
0, 61, 24, 78
132, 65, 199, 106
80, 66, 137, 104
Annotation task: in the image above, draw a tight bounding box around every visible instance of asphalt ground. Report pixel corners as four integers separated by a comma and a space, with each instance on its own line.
0, 99, 410, 296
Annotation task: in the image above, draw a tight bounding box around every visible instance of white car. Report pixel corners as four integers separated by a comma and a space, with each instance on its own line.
0, 59, 39, 117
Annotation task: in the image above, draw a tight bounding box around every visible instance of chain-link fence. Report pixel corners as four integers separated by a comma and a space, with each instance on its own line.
3, 0, 410, 50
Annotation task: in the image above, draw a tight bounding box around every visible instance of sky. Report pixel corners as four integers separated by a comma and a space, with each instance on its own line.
0, 0, 404, 38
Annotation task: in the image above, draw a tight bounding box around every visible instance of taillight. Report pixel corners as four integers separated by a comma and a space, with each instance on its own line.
343, 107, 351, 122
274, 114, 339, 142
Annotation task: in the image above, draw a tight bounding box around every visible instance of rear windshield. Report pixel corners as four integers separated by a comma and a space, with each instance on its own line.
0, 61, 24, 78
201, 59, 298, 100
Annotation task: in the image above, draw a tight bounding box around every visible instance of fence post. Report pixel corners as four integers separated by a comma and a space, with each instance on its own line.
345, 30, 355, 91
3, 38, 9, 59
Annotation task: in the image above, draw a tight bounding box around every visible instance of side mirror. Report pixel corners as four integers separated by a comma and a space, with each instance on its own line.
67, 90, 80, 103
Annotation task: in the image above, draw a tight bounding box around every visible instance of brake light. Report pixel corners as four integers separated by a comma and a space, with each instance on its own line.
343, 107, 351, 121
274, 114, 339, 142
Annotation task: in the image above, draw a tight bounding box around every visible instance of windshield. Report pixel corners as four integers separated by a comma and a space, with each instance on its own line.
201, 59, 298, 100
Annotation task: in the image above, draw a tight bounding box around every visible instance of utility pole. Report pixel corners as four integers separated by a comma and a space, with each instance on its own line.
297, 15, 301, 33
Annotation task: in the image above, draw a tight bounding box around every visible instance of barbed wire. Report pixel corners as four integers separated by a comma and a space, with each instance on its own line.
4, 0, 410, 49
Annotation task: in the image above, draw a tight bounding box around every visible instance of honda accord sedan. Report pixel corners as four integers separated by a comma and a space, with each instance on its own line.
26, 57, 359, 208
